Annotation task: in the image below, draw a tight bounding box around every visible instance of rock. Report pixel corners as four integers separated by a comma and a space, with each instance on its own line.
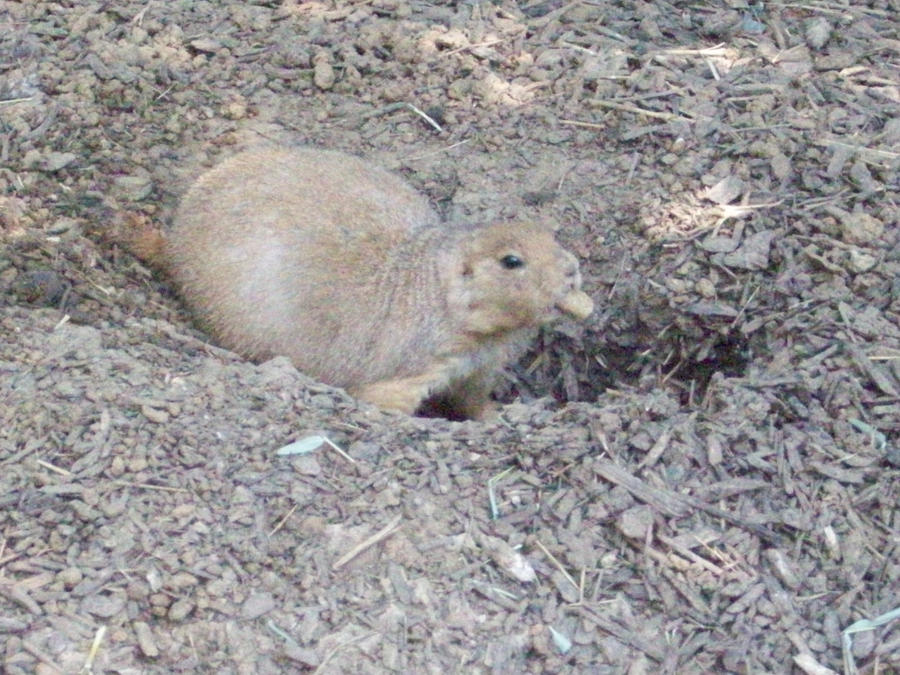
241, 592, 276, 619
168, 598, 195, 621
190, 37, 222, 53
721, 230, 777, 270
839, 211, 884, 245
42, 151, 77, 171
133, 621, 159, 658
57, 567, 84, 588
805, 17, 832, 49
313, 52, 335, 90
82, 592, 126, 618
848, 248, 877, 273
705, 175, 744, 205
113, 174, 153, 201
618, 505, 654, 539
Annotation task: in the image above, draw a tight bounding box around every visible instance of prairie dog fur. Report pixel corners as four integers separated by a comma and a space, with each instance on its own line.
162, 148, 593, 418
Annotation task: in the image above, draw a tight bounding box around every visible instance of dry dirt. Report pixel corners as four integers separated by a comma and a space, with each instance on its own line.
2, 1, 899, 673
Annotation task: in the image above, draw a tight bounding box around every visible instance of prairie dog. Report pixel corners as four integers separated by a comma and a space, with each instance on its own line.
163, 148, 593, 419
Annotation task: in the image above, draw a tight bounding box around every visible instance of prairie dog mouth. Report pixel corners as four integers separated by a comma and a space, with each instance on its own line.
556, 291, 594, 320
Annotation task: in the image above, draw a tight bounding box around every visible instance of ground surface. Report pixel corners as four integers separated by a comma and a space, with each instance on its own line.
2, 1, 899, 673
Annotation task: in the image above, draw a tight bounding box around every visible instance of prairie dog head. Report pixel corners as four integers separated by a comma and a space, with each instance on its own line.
455, 222, 593, 336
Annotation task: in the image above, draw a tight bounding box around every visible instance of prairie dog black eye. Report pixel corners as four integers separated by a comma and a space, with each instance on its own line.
499, 254, 524, 269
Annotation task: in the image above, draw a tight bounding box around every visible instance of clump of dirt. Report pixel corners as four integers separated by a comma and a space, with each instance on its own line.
2, 1, 898, 672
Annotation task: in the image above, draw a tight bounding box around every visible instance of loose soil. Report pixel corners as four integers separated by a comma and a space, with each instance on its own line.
2, 1, 899, 673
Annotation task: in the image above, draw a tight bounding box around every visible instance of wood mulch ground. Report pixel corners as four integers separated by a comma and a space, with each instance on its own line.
2, 1, 898, 672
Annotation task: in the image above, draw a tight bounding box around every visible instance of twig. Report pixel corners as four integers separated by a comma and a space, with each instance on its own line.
313, 631, 379, 675
21, 640, 64, 674
404, 103, 443, 133
534, 539, 580, 594
332, 514, 402, 570
80, 625, 107, 674
771, 2, 891, 18
526, 1, 583, 29
813, 138, 899, 160
269, 503, 299, 537
589, 99, 694, 121
0, 583, 42, 614
440, 38, 507, 58
111, 480, 188, 492
406, 139, 471, 161
487, 467, 514, 519
0, 97, 35, 106
559, 119, 605, 130
322, 436, 355, 463
132, 1, 152, 26
656, 43, 728, 57
656, 533, 725, 575
36, 459, 73, 476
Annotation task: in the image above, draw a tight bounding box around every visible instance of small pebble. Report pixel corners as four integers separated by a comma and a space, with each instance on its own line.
133, 621, 159, 658
114, 175, 153, 202
57, 567, 84, 588
141, 404, 169, 424
42, 151, 77, 172
618, 505, 654, 539
82, 592, 126, 618
848, 248, 877, 273
805, 17, 832, 49
168, 598, 195, 621
313, 52, 335, 90
840, 211, 883, 245
241, 592, 276, 619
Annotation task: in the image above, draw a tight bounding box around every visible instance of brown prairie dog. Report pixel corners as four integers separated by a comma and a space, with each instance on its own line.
164, 147, 593, 419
